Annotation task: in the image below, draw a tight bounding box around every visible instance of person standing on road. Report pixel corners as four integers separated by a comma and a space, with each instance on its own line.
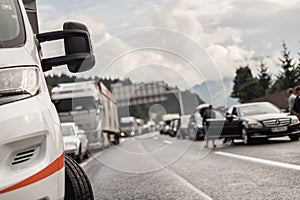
203, 105, 216, 148
287, 88, 296, 114
293, 86, 300, 119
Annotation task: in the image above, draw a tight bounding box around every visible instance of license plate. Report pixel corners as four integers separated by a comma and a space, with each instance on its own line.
271, 126, 288, 132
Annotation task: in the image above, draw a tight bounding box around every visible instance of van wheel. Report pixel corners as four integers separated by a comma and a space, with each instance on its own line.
65, 155, 94, 200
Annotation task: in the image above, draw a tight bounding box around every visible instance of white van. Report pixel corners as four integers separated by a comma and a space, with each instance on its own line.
0, 0, 94, 199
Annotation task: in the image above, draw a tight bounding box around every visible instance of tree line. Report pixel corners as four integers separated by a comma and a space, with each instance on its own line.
231, 41, 300, 103
45, 74, 132, 91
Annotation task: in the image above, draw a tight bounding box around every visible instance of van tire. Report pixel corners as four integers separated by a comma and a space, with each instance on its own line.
65, 155, 94, 200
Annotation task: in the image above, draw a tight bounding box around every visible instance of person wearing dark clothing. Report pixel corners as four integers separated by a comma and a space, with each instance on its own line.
203, 105, 216, 148
293, 86, 300, 119
287, 88, 296, 114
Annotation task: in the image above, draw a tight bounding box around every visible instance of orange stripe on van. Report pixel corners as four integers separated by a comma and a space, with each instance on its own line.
0, 153, 64, 195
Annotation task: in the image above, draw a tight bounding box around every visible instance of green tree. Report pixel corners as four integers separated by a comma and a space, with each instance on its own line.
256, 61, 271, 97
231, 65, 266, 103
238, 78, 260, 103
231, 66, 254, 99
270, 41, 298, 93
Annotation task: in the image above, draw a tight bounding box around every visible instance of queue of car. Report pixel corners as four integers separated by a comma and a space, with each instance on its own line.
162, 102, 300, 144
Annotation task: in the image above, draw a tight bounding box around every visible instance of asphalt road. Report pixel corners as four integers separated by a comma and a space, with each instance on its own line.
81, 132, 300, 200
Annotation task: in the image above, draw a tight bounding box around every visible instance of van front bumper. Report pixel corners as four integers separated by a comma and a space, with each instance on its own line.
0, 95, 64, 199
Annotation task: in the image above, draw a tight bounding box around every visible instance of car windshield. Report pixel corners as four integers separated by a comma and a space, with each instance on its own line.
61, 125, 75, 136
53, 97, 97, 112
239, 103, 280, 116
0, 0, 25, 48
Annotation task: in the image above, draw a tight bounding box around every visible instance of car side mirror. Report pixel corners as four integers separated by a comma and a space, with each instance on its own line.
37, 22, 95, 72
226, 112, 236, 120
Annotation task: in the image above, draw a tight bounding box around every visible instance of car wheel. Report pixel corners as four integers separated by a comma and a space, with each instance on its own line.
83, 147, 89, 159
176, 130, 181, 139
188, 127, 196, 141
76, 145, 83, 163
242, 128, 252, 145
289, 134, 300, 141
65, 155, 94, 200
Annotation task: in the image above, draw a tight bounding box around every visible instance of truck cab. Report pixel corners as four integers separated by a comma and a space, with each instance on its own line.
0, 0, 94, 199
51, 81, 107, 150
120, 116, 139, 137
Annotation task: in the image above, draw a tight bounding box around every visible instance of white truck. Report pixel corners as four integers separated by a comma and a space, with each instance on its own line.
0, 0, 94, 199
51, 81, 120, 149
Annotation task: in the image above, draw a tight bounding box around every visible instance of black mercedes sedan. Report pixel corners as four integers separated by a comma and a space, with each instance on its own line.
206, 102, 300, 144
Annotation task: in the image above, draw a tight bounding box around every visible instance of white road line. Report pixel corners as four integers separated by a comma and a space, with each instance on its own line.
80, 151, 103, 168
215, 151, 300, 171
167, 169, 213, 200
136, 132, 159, 139
163, 140, 173, 144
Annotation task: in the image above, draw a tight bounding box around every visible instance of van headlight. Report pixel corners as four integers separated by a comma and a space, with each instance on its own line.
0, 67, 40, 105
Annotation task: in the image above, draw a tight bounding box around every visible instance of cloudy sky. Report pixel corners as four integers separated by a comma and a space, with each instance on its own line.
38, 0, 300, 90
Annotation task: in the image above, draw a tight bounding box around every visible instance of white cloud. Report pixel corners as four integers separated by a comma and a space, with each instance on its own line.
206, 44, 255, 77
39, 0, 300, 89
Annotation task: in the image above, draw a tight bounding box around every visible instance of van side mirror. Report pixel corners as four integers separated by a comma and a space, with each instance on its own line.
37, 22, 95, 72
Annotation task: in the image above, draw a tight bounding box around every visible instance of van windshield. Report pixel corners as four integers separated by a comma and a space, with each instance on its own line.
0, 0, 25, 48
53, 97, 97, 112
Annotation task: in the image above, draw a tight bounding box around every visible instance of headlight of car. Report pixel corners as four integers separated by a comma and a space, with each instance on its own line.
0, 67, 40, 105
291, 116, 299, 125
64, 141, 78, 149
248, 121, 263, 128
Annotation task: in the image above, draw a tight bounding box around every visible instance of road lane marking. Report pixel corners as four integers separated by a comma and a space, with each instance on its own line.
215, 151, 300, 171
136, 132, 159, 139
163, 140, 173, 144
167, 169, 213, 200
80, 151, 103, 168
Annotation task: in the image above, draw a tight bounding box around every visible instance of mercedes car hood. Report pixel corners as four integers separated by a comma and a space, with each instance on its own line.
242, 113, 290, 121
